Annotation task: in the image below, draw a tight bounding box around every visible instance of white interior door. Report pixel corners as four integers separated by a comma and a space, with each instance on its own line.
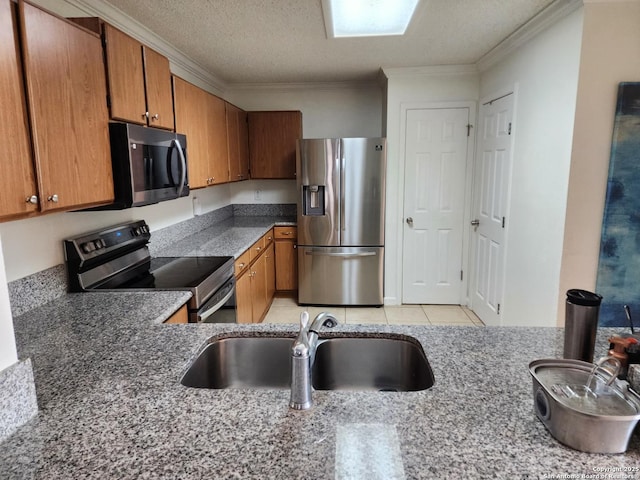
470, 94, 514, 325
402, 108, 470, 304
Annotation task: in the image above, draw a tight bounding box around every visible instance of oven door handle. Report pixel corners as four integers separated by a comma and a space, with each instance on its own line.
198, 287, 235, 322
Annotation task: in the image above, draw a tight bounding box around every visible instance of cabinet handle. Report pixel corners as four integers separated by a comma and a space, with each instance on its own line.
47, 194, 59, 203
282, 231, 292, 235
238, 262, 245, 268
25, 195, 38, 204
143, 112, 149, 119
152, 113, 159, 120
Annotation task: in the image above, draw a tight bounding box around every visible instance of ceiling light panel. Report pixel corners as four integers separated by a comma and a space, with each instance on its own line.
323, 0, 420, 38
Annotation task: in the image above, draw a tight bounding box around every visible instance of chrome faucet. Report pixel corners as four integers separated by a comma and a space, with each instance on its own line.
289, 311, 338, 410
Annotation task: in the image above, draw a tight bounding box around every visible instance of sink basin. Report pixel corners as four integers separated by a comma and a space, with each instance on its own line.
181, 336, 293, 388
312, 337, 434, 391
181, 334, 434, 392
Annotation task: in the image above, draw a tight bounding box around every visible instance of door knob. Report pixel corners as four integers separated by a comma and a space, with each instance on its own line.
471, 219, 480, 227
406, 217, 413, 226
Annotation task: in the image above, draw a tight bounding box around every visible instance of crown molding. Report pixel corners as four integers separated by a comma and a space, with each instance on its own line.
382, 64, 478, 78
476, 0, 583, 72
63, 0, 228, 96
226, 80, 382, 93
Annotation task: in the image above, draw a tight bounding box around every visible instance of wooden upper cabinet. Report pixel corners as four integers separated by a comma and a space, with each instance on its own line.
103, 23, 146, 126
0, 0, 38, 220
173, 76, 229, 188
20, 1, 114, 212
207, 93, 230, 185
248, 111, 302, 179
103, 23, 174, 130
174, 76, 208, 189
226, 102, 249, 182
142, 46, 174, 130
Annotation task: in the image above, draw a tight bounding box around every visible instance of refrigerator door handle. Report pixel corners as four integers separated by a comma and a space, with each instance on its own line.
339, 139, 345, 234
304, 251, 377, 257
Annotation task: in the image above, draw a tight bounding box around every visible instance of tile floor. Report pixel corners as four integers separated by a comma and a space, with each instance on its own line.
263, 295, 484, 327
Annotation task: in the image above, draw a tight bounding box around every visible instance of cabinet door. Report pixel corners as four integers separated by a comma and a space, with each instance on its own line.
143, 45, 174, 130
275, 240, 298, 291
236, 271, 253, 324
207, 93, 230, 185
226, 102, 249, 182
0, 0, 37, 219
265, 242, 276, 305
173, 76, 209, 189
20, 2, 113, 212
251, 253, 268, 323
248, 111, 302, 179
103, 24, 147, 125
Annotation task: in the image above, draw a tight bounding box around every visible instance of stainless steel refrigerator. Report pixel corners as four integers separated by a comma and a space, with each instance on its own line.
297, 137, 386, 306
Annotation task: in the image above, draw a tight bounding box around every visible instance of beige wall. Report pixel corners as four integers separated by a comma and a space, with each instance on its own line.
558, 0, 640, 325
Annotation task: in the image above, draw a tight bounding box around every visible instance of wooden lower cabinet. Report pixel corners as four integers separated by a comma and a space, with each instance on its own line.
235, 230, 276, 323
164, 305, 188, 324
265, 242, 276, 304
236, 271, 253, 324
250, 253, 268, 323
275, 226, 298, 291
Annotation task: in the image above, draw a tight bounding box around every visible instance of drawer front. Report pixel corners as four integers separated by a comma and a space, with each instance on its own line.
274, 226, 297, 240
249, 236, 266, 262
263, 228, 274, 246
235, 249, 251, 277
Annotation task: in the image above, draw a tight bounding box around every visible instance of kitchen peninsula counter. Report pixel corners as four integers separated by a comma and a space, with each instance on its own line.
1, 290, 638, 479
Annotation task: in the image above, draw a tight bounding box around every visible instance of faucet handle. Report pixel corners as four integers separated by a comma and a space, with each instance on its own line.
300, 311, 309, 330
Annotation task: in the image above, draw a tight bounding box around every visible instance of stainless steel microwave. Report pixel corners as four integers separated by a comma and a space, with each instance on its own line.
99, 122, 189, 209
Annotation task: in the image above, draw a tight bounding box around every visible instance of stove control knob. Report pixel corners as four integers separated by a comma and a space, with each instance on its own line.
82, 242, 95, 253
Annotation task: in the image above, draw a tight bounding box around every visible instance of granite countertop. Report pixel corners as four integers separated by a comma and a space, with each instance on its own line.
1, 287, 639, 479
154, 216, 296, 258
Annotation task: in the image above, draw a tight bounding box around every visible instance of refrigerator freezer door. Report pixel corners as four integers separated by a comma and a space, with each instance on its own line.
341, 138, 386, 246
297, 139, 341, 246
298, 246, 384, 306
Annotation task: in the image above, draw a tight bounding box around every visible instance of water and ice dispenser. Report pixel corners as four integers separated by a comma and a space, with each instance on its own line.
302, 185, 325, 216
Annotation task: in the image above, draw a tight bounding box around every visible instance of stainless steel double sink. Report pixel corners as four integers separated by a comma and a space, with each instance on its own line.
181, 334, 434, 392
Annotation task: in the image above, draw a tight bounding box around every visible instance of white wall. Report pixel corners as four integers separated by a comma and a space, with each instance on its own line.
0, 235, 18, 371
383, 67, 480, 305
559, 0, 640, 324
479, 8, 584, 326
226, 83, 384, 139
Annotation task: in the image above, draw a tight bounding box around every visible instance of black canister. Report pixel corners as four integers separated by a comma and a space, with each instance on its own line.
564, 289, 603, 363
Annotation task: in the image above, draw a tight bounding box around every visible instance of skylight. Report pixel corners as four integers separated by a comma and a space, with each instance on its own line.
322, 0, 420, 38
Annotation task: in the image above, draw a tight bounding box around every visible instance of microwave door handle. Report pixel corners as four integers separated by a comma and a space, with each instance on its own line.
172, 138, 187, 197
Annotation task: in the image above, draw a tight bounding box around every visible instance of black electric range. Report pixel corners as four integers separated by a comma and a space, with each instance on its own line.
64, 220, 236, 323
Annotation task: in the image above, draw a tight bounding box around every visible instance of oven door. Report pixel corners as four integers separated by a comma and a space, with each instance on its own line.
193, 276, 237, 323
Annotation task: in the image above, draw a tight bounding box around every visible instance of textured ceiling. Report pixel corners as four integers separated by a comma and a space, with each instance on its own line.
103, 0, 557, 84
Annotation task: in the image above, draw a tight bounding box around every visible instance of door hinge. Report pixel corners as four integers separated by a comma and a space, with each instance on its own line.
502, 217, 505, 228
466, 124, 473, 137
497, 304, 501, 314
508, 122, 512, 135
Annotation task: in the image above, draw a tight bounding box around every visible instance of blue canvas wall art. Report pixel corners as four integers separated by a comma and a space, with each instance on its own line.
596, 82, 640, 327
